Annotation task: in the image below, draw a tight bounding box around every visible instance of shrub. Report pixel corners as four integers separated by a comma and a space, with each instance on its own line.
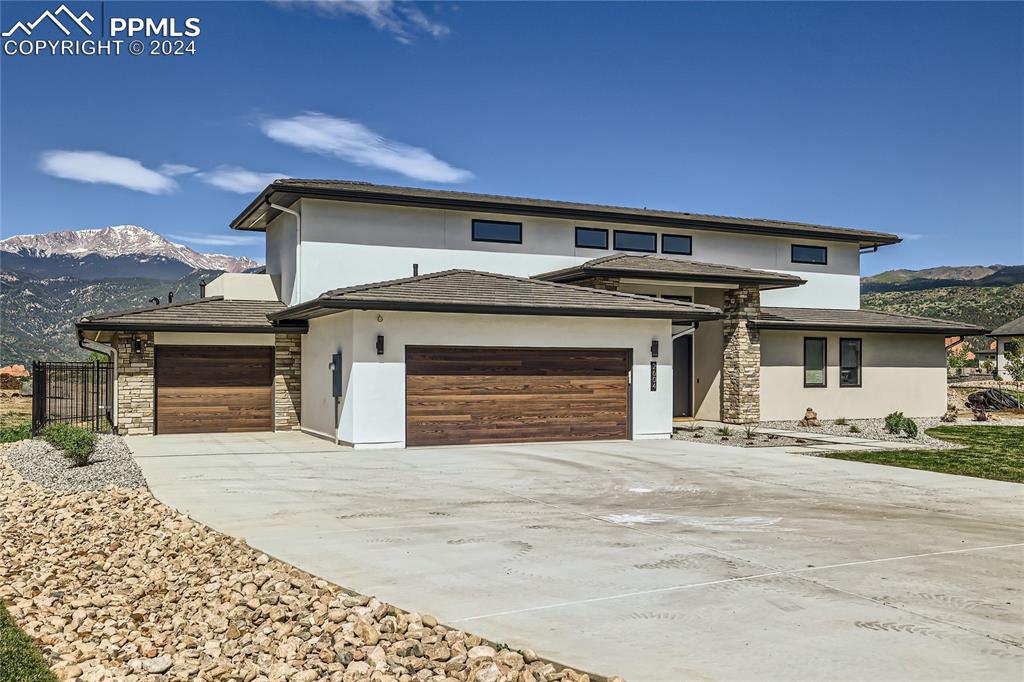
40, 424, 95, 467
0, 422, 31, 444
848, 424, 861, 434
716, 426, 732, 437
744, 425, 756, 440
901, 418, 918, 438
884, 412, 905, 434
834, 417, 848, 426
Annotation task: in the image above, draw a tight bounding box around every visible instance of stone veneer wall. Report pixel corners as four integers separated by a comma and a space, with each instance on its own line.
274, 334, 302, 430
114, 332, 155, 435
720, 285, 761, 424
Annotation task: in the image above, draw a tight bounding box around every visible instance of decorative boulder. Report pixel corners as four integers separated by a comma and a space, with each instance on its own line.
798, 408, 820, 427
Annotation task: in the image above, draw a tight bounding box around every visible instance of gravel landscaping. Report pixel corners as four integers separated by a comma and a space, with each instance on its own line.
5, 435, 146, 491
672, 426, 807, 448
0, 445, 604, 682
759, 417, 960, 449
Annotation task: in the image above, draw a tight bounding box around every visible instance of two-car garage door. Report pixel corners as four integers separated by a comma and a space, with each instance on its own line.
155, 346, 273, 434
406, 346, 631, 447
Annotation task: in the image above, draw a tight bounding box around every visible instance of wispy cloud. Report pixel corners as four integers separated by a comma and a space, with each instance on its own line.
159, 163, 199, 177
167, 232, 265, 247
196, 165, 286, 194
261, 112, 472, 183
275, 0, 449, 43
39, 150, 178, 194
902, 233, 924, 241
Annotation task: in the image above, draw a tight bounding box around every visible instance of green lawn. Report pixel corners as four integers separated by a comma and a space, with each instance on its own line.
0, 603, 56, 682
822, 426, 1024, 483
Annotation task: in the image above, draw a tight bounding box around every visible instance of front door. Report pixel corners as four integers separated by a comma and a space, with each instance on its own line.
673, 335, 693, 417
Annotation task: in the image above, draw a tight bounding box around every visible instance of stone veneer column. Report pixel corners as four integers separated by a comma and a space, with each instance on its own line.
274, 334, 302, 430
720, 285, 761, 424
114, 332, 154, 435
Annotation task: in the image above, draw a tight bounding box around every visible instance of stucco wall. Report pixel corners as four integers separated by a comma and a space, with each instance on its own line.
693, 289, 724, 420
204, 273, 279, 302
301, 310, 672, 448
276, 198, 862, 308
760, 330, 947, 420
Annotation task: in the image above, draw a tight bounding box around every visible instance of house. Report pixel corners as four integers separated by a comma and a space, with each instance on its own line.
76, 179, 985, 446
989, 315, 1024, 377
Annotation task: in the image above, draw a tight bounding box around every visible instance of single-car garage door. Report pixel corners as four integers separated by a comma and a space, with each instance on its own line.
155, 345, 273, 434
406, 346, 630, 446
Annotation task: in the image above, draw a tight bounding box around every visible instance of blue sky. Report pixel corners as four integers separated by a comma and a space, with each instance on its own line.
1, 1, 1021, 274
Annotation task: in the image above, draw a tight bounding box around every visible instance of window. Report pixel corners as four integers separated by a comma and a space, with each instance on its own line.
660, 294, 693, 303
661, 234, 692, 255
613, 230, 657, 252
575, 226, 608, 249
472, 219, 522, 244
803, 337, 827, 387
792, 244, 828, 265
840, 338, 862, 387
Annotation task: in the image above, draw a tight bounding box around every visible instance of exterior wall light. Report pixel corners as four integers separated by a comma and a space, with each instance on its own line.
650, 339, 659, 358
376, 335, 384, 356
133, 336, 144, 354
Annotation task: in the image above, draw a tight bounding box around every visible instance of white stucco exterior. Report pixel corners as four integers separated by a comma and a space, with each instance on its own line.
301, 310, 672, 448
204, 273, 279, 302
759, 330, 948, 420
264, 198, 862, 308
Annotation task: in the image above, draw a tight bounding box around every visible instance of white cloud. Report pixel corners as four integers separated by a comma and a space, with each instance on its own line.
167, 232, 265, 247
196, 165, 286, 194
261, 112, 472, 183
275, 0, 449, 43
159, 163, 199, 177
902, 233, 924, 241
39, 150, 178, 194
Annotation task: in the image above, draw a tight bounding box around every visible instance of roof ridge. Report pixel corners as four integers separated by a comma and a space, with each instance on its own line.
83, 296, 225, 321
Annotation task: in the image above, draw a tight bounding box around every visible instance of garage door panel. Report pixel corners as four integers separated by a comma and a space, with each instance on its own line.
155, 346, 273, 435
406, 346, 630, 446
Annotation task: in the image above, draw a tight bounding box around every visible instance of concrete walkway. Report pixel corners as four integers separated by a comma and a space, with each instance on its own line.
127, 433, 1024, 681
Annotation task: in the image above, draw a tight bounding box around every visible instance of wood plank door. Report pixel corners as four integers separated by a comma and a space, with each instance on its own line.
406, 346, 630, 446
155, 345, 274, 434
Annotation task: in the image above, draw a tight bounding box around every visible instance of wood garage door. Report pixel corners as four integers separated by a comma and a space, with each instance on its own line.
406, 346, 630, 446
155, 345, 273, 434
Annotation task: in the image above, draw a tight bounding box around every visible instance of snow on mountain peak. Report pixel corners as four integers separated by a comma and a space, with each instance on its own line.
0, 225, 260, 273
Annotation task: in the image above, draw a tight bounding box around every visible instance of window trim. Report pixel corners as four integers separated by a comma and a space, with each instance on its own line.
839, 337, 862, 388
791, 244, 828, 265
613, 229, 657, 253
575, 226, 608, 250
471, 219, 523, 244
803, 337, 828, 388
661, 233, 693, 255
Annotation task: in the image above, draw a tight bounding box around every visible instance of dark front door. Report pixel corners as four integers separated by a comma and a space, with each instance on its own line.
673, 335, 693, 417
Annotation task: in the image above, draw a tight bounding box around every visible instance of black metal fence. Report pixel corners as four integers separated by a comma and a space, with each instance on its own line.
31, 361, 114, 435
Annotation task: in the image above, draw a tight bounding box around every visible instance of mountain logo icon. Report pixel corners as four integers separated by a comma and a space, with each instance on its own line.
2, 4, 94, 37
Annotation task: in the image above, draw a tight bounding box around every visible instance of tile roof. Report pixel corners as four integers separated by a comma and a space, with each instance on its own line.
754, 307, 987, 335
534, 253, 806, 289
231, 179, 901, 246
270, 270, 723, 322
76, 297, 304, 333
990, 315, 1024, 337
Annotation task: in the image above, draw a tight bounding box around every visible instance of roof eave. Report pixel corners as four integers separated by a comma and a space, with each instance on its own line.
75, 322, 308, 334
271, 299, 723, 323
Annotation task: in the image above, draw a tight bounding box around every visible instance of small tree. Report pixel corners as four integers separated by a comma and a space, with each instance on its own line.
1004, 338, 1024, 390
947, 344, 969, 375
980, 357, 994, 374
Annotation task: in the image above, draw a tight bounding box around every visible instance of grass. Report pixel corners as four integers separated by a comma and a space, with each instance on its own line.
0, 422, 31, 444
0, 602, 57, 682
821, 426, 1024, 483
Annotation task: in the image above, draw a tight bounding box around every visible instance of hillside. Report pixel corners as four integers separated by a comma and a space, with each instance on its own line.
862, 264, 1024, 293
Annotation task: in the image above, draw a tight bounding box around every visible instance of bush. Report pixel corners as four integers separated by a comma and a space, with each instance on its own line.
834, 417, 848, 426
849, 424, 861, 434
901, 418, 919, 438
40, 424, 95, 467
716, 426, 732, 437
0, 422, 31, 444
884, 412, 905, 434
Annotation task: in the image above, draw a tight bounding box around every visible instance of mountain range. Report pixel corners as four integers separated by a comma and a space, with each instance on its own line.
0, 225, 1021, 366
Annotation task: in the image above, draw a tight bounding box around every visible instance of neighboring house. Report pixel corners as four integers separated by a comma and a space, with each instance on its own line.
989, 315, 1024, 378
76, 180, 985, 446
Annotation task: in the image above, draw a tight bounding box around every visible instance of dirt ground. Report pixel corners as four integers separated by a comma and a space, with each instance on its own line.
0, 394, 31, 427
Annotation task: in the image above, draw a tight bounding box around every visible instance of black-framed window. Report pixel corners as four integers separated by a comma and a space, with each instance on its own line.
575, 226, 608, 249
613, 230, 657, 253
792, 244, 827, 265
660, 294, 693, 303
472, 219, 522, 244
661, 234, 692, 255
804, 337, 827, 387
840, 338, 862, 387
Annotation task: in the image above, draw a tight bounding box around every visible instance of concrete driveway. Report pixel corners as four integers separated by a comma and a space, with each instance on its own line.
127, 433, 1024, 681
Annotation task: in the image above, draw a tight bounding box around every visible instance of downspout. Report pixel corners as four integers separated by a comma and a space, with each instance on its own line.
77, 330, 118, 432
269, 200, 301, 305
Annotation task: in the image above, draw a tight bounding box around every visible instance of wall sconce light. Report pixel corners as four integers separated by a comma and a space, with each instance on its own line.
376, 335, 384, 356
650, 339, 659, 358
132, 336, 144, 354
